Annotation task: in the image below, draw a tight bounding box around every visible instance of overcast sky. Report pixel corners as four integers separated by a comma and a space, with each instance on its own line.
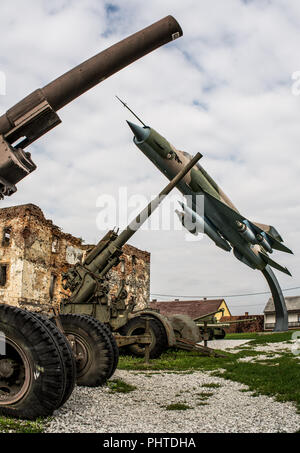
0, 0, 299, 315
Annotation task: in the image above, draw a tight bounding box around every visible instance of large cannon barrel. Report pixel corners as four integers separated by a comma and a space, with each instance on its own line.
87, 153, 202, 275
114, 153, 202, 249
43, 15, 182, 111
64, 153, 202, 305
0, 16, 182, 142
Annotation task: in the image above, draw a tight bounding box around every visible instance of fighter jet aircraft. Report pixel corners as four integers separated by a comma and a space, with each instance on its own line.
125, 113, 293, 277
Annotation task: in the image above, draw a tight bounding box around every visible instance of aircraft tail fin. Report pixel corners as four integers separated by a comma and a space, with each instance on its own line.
258, 252, 292, 276
251, 221, 293, 254
252, 222, 282, 242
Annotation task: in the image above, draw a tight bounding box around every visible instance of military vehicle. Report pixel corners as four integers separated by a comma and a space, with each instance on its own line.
193, 309, 257, 340
59, 154, 202, 383
123, 108, 292, 332
0, 16, 183, 419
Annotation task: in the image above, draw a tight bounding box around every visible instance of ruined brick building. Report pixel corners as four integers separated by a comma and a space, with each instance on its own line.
0, 204, 150, 313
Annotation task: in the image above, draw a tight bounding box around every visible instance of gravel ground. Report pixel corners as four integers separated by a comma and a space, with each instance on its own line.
206, 339, 250, 351
45, 339, 300, 434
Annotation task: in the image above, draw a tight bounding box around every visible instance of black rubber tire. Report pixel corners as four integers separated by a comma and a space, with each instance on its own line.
0, 304, 66, 419
119, 316, 168, 359
58, 314, 114, 387
33, 313, 76, 407
94, 320, 119, 379
214, 329, 226, 340
77, 315, 119, 380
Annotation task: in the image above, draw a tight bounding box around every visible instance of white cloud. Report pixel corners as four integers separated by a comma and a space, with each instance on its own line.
0, 0, 299, 314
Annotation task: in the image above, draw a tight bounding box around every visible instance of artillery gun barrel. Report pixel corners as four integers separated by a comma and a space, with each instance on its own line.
64, 154, 202, 304
115, 153, 202, 248
87, 153, 202, 274
0, 16, 182, 138
43, 16, 182, 112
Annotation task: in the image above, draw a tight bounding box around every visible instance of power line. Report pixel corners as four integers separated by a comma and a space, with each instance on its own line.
150, 285, 300, 299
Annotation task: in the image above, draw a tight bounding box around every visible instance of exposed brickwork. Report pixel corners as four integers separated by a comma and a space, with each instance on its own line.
220, 315, 264, 333
0, 204, 150, 313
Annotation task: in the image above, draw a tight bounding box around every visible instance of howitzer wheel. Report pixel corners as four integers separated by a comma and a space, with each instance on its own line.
214, 329, 226, 340
0, 305, 66, 419
79, 315, 119, 379
168, 314, 201, 343
58, 314, 114, 387
34, 313, 76, 407
119, 316, 168, 359
97, 321, 119, 379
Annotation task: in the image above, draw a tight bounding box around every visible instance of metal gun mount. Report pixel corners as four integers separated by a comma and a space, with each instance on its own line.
0, 16, 182, 198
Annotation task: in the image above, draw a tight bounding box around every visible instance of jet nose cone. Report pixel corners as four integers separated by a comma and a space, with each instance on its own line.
126, 121, 150, 143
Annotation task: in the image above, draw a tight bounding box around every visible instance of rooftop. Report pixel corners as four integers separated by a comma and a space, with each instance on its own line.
264, 296, 300, 313
149, 299, 226, 319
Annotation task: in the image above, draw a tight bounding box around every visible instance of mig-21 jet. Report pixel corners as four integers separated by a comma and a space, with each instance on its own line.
121, 104, 293, 277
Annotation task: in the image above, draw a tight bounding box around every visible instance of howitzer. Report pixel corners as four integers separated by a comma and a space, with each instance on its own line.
194, 309, 257, 340
0, 15, 182, 198
61, 152, 202, 323
58, 154, 202, 379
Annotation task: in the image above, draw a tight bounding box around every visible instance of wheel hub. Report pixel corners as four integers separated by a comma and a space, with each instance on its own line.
0, 339, 31, 405
66, 334, 89, 374
0, 359, 16, 379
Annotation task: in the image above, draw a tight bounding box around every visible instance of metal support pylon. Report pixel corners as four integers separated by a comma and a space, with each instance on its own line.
262, 265, 289, 332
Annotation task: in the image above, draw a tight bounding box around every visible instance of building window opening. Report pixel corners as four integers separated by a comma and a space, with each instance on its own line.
132, 255, 137, 266
49, 274, 57, 300
52, 237, 59, 253
0, 264, 7, 286
2, 227, 11, 247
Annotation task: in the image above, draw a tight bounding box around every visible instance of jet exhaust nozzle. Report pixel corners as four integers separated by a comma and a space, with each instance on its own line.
236, 220, 257, 245
256, 233, 273, 254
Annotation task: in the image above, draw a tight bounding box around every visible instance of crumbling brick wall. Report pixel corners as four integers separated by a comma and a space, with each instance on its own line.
0, 204, 150, 313
220, 315, 264, 333
108, 244, 150, 310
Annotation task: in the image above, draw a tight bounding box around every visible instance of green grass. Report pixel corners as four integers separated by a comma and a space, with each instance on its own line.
197, 392, 214, 400
165, 403, 192, 411
225, 332, 293, 344
218, 355, 300, 409
118, 349, 231, 373
107, 378, 137, 393
201, 383, 222, 389
118, 334, 300, 411
0, 416, 44, 433
225, 332, 263, 340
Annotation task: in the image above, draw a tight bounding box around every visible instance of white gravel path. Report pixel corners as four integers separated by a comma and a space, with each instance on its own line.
44, 339, 300, 433
45, 369, 300, 433
206, 339, 250, 351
